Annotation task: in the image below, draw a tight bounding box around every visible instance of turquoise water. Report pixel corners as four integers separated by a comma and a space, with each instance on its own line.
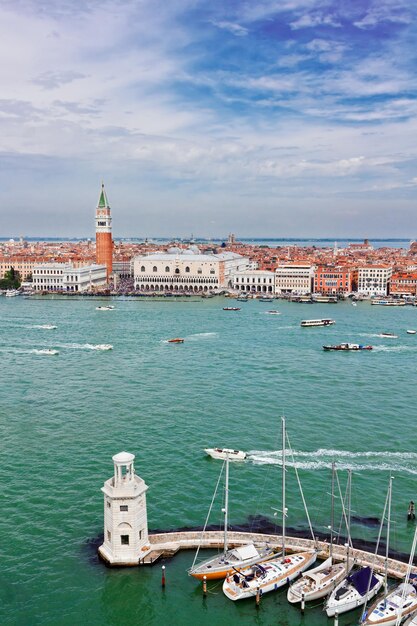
1, 296, 416, 625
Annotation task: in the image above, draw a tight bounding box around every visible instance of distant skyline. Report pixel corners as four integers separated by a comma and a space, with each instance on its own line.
1, 0, 417, 238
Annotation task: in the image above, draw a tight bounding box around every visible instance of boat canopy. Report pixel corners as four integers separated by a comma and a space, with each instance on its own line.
348, 567, 379, 596
231, 544, 260, 561
303, 557, 332, 583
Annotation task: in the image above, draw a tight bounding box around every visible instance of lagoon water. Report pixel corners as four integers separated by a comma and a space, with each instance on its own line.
1, 295, 417, 625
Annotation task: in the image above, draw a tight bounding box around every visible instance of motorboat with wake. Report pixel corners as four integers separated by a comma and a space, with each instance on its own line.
96, 305, 115, 311
168, 338, 184, 344
323, 343, 372, 351
223, 307, 240, 311
301, 319, 335, 327
188, 452, 277, 580
378, 333, 398, 339
204, 448, 246, 461
222, 417, 317, 601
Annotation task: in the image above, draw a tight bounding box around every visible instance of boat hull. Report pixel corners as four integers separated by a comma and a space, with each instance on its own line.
287, 561, 347, 603
326, 574, 384, 616
190, 547, 278, 580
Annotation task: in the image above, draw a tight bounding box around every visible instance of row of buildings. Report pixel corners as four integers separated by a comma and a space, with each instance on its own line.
2, 184, 417, 296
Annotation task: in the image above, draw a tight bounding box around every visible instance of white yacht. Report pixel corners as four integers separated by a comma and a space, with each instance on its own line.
325, 567, 384, 617
204, 448, 246, 461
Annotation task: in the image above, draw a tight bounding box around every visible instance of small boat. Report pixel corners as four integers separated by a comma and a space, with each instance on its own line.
323, 343, 372, 351
95, 305, 115, 311
223, 307, 240, 311
223, 552, 317, 601
352, 302, 357, 306
407, 330, 417, 335
237, 296, 248, 302
168, 338, 184, 344
301, 319, 335, 327
325, 567, 384, 617
204, 448, 246, 461
378, 333, 398, 338
37, 349, 59, 356
259, 297, 274, 302
5, 289, 19, 297
266, 310, 281, 315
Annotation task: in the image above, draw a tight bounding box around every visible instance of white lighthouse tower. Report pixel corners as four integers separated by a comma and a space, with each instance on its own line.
98, 451, 151, 565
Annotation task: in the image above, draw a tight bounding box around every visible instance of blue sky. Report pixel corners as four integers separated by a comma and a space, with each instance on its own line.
1, 0, 417, 238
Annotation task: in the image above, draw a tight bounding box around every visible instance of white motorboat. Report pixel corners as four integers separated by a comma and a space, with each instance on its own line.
223, 551, 317, 600
204, 448, 246, 461
378, 333, 398, 338
407, 330, 417, 335
36, 349, 59, 356
300, 319, 335, 327
266, 310, 281, 315
5, 289, 19, 297
189, 452, 276, 580
223, 417, 317, 601
325, 567, 384, 616
96, 305, 115, 310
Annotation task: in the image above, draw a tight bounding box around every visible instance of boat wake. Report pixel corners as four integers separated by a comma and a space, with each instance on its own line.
30, 324, 57, 330
248, 449, 417, 475
372, 345, 417, 352
187, 332, 218, 339
58, 343, 113, 351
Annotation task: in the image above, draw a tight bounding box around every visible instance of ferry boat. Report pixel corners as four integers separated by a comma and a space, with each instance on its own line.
204, 448, 246, 461
371, 299, 406, 306
323, 343, 372, 351
300, 319, 335, 327
312, 295, 338, 303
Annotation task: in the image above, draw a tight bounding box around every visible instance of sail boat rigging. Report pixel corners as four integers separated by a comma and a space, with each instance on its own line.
188, 452, 276, 580
222, 416, 317, 601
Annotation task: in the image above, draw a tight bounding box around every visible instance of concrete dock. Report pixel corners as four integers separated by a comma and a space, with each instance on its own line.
141, 530, 416, 579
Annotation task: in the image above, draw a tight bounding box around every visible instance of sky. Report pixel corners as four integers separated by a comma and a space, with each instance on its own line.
1, 0, 417, 238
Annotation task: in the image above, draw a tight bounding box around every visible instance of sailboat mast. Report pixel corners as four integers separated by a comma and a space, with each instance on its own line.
330, 462, 335, 559
385, 476, 393, 593
282, 416, 286, 559
224, 453, 229, 555
346, 469, 352, 573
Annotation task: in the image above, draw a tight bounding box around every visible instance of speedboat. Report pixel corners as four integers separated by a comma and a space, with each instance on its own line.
223, 552, 317, 601
323, 343, 372, 351
204, 448, 246, 461
287, 557, 348, 603
325, 567, 384, 617
378, 333, 398, 338
223, 307, 240, 311
168, 338, 184, 344
407, 330, 417, 335
361, 582, 417, 625
37, 349, 59, 356
266, 310, 281, 315
95, 305, 115, 311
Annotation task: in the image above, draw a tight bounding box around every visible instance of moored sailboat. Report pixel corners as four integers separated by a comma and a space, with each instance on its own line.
222, 417, 317, 601
188, 453, 276, 580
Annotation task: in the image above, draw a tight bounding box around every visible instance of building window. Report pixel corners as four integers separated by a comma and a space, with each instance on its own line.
121, 535, 130, 545
141, 266, 145, 272
175, 268, 180, 274
165, 266, 170, 272
107, 531, 111, 541
153, 266, 157, 272
185, 266, 190, 273
107, 501, 111, 508
139, 530, 143, 541
210, 269, 215, 275
120, 505, 128, 512
197, 268, 202, 274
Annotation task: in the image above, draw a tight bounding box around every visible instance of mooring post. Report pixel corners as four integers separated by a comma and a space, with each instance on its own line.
203, 575, 207, 597
334, 610, 339, 626
301, 592, 305, 614
256, 586, 261, 607
161, 565, 166, 588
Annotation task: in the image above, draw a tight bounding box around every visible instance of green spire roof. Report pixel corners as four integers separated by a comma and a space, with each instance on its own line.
98, 183, 109, 208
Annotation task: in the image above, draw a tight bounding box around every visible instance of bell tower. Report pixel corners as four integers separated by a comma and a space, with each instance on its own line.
98, 451, 151, 566
95, 182, 113, 278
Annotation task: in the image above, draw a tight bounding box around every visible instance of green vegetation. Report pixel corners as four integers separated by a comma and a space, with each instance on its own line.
0, 267, 21, 290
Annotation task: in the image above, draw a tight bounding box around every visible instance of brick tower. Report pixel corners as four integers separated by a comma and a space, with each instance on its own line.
95, 183, 113, 278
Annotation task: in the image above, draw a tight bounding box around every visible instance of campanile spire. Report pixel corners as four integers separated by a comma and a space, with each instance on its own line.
95, 182, 113, 278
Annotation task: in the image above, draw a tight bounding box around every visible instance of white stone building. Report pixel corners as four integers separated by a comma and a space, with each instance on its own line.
132, 247, 249, 292
99, 452, 150, 566
233, 270, 275, 293
275, 264, 315, 294
32, 263, 107, 292
357, 265, 392, 296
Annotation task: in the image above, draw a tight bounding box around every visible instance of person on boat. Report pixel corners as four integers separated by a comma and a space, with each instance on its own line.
408, 501, 416, 520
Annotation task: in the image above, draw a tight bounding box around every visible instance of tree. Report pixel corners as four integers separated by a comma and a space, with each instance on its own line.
0, 267, 21, 289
